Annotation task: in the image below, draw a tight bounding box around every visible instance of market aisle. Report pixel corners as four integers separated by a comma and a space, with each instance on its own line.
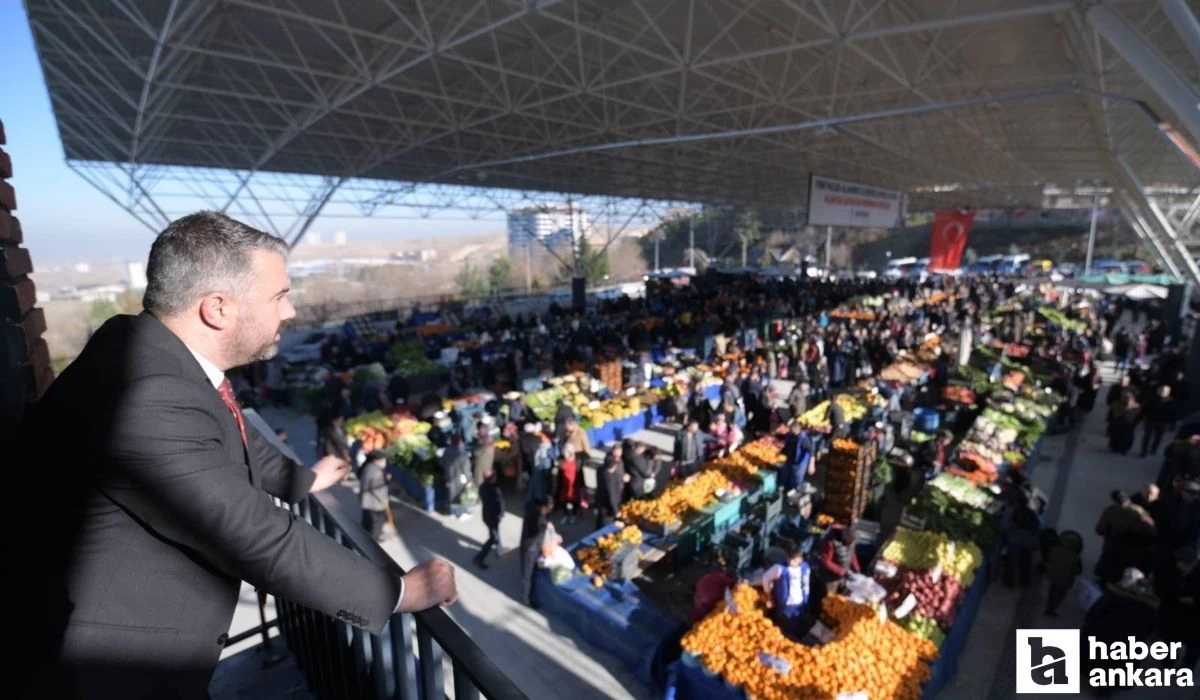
247, 406, 650, 700
941, 360, 1197, 700
375, 496, 652, 700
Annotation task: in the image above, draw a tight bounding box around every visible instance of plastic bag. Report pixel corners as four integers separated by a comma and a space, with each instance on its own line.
845, 573, 888, 604
538, 545, 575, 571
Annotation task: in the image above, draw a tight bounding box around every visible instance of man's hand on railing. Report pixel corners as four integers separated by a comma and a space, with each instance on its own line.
310, 456, 352, 493
398, 559, 458, 612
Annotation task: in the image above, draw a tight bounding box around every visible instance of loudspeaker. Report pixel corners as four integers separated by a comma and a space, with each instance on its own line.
1166, 283, 1192, 340
571, 276, 586, 310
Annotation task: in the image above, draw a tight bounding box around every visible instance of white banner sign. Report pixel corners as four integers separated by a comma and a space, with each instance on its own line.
807, 175, 905, 228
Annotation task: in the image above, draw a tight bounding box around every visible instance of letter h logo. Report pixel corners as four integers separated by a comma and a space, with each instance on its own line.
1017, 629, 1080, 693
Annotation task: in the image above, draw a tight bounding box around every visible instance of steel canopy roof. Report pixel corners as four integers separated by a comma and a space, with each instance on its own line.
25, 0, 1200, 212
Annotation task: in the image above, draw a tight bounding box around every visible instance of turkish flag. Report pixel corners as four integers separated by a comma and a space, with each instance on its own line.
929, 210, 975, 270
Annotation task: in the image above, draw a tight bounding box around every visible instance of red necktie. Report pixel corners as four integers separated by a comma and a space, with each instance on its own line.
217, 378, 248, 446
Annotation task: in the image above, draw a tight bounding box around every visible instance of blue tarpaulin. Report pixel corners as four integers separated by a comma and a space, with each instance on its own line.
586, 411, 650, 446
533, 525, 686, 690
665, 658, 735, 700
388, 466, 446, 512
923, 550, 992, 697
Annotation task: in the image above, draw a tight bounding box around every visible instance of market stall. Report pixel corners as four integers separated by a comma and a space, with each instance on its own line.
532, 438, 790, 689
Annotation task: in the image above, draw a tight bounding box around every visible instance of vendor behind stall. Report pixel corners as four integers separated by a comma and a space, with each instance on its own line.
780, 421, 815, 494
762, 543, 812, 641
918, 429, 953, 478
826, 393, 847, 437
817, 525, 862, 594
690, 565, 737, 624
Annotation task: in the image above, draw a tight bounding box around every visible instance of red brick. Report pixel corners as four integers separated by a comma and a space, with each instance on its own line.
0, 180, 14, 210
0, 119, 6, 145
0, 210, 9, 242
9, 216, 21, 244
0, 148, 10, 179
27, 337, 53, 398
21, 307, 45, 354
0, 246, 32, 279
0, 275, 36, 320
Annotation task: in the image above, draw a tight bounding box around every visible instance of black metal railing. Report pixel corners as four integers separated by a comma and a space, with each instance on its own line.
242, 410, 528, 700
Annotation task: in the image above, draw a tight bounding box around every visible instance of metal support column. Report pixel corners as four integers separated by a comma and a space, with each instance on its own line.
1085, 197, 1100, 276
525, 242, 532, 293
1088, 3, 1200, 147
1159, 0, 1200, 72
689, 216, 695, 269
826, 226, 832, 268
1117, 191, 1184, 278
1116, 155, 1200, 284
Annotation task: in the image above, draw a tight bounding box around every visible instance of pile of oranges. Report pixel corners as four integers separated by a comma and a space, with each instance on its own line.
682, 584, 937, 700
708, 439, 785, 482
619, 470, 732, 526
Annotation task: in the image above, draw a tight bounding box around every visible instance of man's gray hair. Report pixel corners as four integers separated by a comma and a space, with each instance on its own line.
143, 211, 289, 317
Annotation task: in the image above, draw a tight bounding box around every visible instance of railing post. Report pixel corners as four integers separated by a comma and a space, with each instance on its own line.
416, 622, 445, 700
453, 659, 481, 700
238, 412, 529, 700
392, 614, 421, 700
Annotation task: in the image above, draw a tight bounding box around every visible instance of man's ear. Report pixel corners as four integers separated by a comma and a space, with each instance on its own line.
199, 293, 234, 330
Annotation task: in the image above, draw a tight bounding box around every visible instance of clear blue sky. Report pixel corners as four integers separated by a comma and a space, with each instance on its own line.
0, 2, 496, 267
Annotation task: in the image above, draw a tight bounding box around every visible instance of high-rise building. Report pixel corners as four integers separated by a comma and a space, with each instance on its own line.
507, 206, 589, 253
125, 261, 147, 290
332, 230, 348, 246
304, 231, 322, 246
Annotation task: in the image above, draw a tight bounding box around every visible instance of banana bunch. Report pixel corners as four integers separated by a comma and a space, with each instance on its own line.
881, 528, 983, 586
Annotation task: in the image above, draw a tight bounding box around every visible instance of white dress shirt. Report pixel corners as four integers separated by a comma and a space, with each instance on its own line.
185, 345, 226, 389
184, 344, 407, 613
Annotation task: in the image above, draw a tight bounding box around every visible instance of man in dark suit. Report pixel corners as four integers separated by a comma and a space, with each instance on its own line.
15, 212, 457, 699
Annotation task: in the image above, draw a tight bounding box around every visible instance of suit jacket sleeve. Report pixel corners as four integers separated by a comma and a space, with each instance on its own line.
105, 375, 399, 634
247, 422, 317, 504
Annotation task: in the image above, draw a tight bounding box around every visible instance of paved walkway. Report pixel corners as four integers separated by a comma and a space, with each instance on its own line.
232, 406, 651, 700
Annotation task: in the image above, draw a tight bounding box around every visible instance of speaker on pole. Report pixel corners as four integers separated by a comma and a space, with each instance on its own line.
572, 276, 587, 311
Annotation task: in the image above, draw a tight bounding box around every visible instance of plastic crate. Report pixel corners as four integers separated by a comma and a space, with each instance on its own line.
640, 518, 682, 536
913, 407, 940, 433
610, 543, 641, 581
764, 494, 784, 523
721, 532, 754, 571
756, 468, 778, 496
705, 495, 744, 532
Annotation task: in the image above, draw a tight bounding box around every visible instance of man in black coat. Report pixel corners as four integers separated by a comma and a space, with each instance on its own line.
1141, 384, 1177, 458
622, 440, 655, 499
473, 470, 505, 569
13, 212, 457, 700
520, 496, 555, 607
595, 444, 626, 530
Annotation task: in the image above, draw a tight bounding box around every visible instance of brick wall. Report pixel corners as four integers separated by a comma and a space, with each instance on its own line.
0, 119, 52, 446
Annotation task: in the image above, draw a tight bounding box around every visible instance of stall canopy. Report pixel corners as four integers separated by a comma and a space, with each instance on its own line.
1103, 283, 1169, 300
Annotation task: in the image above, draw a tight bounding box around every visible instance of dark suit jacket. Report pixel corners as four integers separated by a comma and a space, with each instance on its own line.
16, 313, 399, 699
